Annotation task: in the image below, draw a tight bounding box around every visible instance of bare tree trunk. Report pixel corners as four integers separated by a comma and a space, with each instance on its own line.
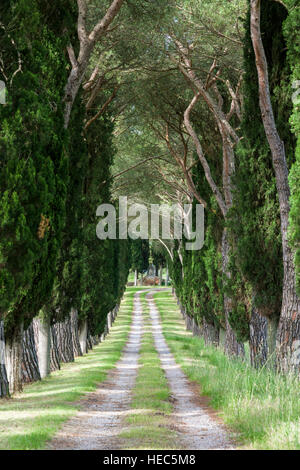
70, 309, 82, 357
267, 315, 279, 369
222, 230, 245, 357
192, 319, 203, 338
5, 322, 24, 394
166, 265, 169, 286
91, 335, 99, 346
79, 319, 88, 355
250, 0, 300, 373
111, 305, 118, 323
34, 316, 51, 379
54, 315, 74, 363
203, 318, 219, 347
107, 311, 112, 332
159, 264, 163, 286
219, 328, 226, 350
0, 321, 9, 398
134, 270, 138, 287
249, 306, 268, 368
50, 325, 61, 372
87, 330, 93, 351
22, 323, 41, 384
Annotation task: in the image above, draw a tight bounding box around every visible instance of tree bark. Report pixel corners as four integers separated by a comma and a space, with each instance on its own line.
219, 328, 226, 350
70, 309, 82, 357
64, 0, 125, 128
250, 0, 300, 373
134, 269, 138, 287
222, 229, 245, 357
34, 316, 51, 379
159, 264, 163, 286
91, 335, 99, 346
192, 318, 203, 338
22, 322, 41, 384
0, 321, 9, 398
54, 315, 74, 363
79, 319, 88, 355
203, 318, 219, 347
249, 306, 268, 368
5, 322, 24, 394
50, 325, 61, 372
267, 315, 279, 369
107, 311, 112, 332
111, 306, 117, 322
166, 265, 169, 286
87, 330, 93, 351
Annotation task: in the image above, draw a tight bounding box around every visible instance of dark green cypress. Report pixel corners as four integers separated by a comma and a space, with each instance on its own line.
227, 0, 295, 340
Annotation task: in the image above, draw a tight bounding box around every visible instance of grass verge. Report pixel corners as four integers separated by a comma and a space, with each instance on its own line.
0, 290, 134, 450
154, 290, 300, 450
120, 291, 177, 450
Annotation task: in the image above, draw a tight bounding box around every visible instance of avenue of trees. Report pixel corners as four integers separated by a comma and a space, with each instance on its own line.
0, 0, 299, 397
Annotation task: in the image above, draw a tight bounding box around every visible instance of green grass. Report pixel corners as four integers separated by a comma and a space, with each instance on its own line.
120, 292, 177, 450
154, 290, 300, 450
0, 291, 135, 450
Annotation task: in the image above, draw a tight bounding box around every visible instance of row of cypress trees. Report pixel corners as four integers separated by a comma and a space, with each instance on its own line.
170, 0, 300, 370
0, 1, 130, 396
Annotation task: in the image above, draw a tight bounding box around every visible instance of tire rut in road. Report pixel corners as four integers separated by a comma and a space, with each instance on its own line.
47, 291, 143, 450
146, 292, 235, 450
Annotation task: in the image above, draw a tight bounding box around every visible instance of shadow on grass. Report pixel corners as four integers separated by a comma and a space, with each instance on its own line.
0, 292, 136, 450
154, 290, 300, 450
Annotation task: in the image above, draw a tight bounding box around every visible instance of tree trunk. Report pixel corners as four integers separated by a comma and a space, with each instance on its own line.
267, 315, 278, 369
34, 316, 51, 379
70, 309, 82, 357
184, 312, 194, 333
222, 229, 245, 357
192, 318, 203, 338
249, 306, 268, 368
203, 318, 219, 347
50, 325, 61, 372
134, 269, 138, 287
22, 322, 41, 384
5, 322, 24, 394
79, 319, 88, 355
107, 311, 112, 332
159, 265, 163, 286
0, 321, 9, 398
92, 335, 99, 346
54, 315, 74, 363
87, 330, 93, 351
251, 0, 300, 373
111, 306, 117, 323
219, 328, 226, 350
166, 265, 169, 286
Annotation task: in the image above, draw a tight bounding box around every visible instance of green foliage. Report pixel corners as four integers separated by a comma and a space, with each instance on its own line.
130, 239, 149, 274
227, 0, 294, 333
78, 113, 130, 336
0, 0, 69, 337
170, 162, 224, 332
284, 0, 300, 294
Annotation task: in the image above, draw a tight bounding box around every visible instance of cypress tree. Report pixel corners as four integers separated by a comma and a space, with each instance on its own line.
0, 0, 73, 392
227, 0, 295, 364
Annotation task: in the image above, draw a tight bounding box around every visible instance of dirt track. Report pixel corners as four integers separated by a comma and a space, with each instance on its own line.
48, 289, 234, 450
